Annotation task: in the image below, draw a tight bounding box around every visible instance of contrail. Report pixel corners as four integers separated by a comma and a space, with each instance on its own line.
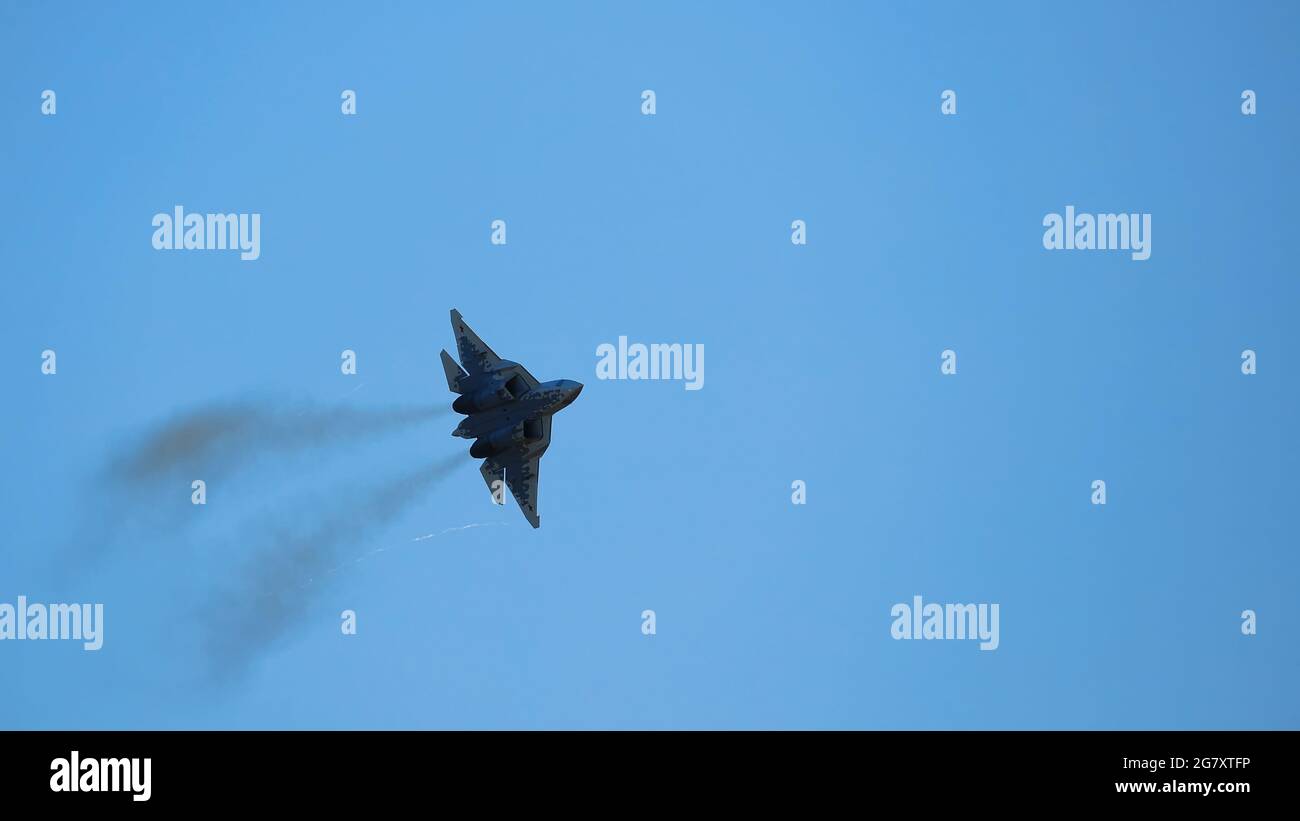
413, 522, 507, 541
198, 453, 467, 679
305, 521, 511, 584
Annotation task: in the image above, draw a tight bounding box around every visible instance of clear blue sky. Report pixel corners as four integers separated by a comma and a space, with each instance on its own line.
1, 1, 1297, 729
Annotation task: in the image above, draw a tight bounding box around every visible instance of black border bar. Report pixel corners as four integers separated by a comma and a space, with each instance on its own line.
3, 730, 1289, 807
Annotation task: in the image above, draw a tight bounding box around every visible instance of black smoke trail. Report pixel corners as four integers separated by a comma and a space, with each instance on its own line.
197, 453, 465, 679
106, 399, 446, 484
57, 397, 450, 571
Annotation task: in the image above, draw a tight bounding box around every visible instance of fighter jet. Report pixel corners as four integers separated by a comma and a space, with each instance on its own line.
441, 309, 582, 528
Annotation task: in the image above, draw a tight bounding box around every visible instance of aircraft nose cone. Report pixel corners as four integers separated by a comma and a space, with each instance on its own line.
561, 381, 582, 407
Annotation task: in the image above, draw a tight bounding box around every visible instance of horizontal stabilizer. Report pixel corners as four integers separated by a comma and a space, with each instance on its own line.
441, 349, 467, 393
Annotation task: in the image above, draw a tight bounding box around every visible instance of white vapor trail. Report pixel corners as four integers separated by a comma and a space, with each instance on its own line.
303, 521, 510, 586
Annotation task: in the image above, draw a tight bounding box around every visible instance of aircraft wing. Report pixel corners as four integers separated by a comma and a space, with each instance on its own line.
449, 309, 542, 393
481, 450, 543, 528
479, 416, 550, 528
450, 309, 502, 375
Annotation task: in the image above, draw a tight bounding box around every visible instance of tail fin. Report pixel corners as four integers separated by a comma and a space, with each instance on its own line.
441, 349, 468, 394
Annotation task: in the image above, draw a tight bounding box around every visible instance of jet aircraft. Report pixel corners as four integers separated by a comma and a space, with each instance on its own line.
441, 309, 582, 528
